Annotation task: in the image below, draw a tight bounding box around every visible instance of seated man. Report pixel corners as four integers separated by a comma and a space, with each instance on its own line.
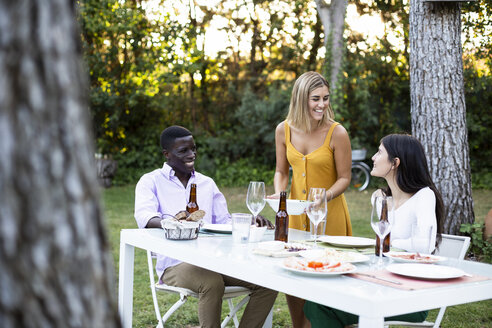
134, 125, 277, 328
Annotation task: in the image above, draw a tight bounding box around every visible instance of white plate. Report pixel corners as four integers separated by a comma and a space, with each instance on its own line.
253, 242, 311, 257
281, 260, 357, 276
386, 263, 467, 280
318, 236, 376, 247
384, 251, 446, 264
201, 224, 232, 233
298, 249, 370, 263
265, 198, 311, 215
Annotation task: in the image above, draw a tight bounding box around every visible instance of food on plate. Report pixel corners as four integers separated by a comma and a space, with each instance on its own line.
283, 257, 355, 273
299, 248, 368, 263
285, 242, 311, 252
387, 252, 440, 263
253, 241, 312, 257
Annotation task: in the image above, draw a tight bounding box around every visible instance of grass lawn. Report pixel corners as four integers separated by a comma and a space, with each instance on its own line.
104, 185, 492, 328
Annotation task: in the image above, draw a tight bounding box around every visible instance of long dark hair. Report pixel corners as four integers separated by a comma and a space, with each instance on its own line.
381, 134, 444, 248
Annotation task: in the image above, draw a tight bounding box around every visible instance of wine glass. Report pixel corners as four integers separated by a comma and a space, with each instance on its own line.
306, 188, 327, 248
370, 195, 394, 267
246, 181, 266, 225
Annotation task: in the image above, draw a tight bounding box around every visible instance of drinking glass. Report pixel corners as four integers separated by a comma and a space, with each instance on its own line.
232, 213, 252, 244
370, 195, 394, 267
246, 181, 266, 225
306, 188, 327, 248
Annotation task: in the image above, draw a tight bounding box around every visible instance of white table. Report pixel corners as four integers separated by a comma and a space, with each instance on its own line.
118, 228, 492, 328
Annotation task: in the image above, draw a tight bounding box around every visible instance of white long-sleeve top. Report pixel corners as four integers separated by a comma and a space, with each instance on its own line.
390, 187, 437, 253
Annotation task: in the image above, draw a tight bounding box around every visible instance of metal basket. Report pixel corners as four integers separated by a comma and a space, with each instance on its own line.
164, 226, 200, 240
352, 149, 367, 161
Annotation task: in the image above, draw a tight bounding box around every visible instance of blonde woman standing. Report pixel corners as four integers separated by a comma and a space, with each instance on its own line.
272, 71, 353, 328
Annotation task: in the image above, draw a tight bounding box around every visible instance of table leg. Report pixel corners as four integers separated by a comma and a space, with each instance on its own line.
358, 315, 384, 328
118, 239, 135, 328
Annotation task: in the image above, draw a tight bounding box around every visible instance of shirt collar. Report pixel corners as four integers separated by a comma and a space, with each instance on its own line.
162, 162, 196, 181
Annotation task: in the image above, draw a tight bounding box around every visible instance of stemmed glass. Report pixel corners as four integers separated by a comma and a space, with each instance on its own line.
306, 188, 327, 248
370, 195, 394, 268
246, 181, 266, 225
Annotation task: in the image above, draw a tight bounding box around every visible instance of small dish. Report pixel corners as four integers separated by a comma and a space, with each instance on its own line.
249, 226, 267, 242
384, 251, 446, 264
264, 198, 311, 215
201, 223, 233, 233
281, 257, 357, 276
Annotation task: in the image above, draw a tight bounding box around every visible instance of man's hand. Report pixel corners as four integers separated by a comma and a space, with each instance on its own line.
255, 215, 275, 229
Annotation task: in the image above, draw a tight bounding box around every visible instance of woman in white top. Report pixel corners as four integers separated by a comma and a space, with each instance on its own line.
304, 134, 445, 328
371, 133, 444, 252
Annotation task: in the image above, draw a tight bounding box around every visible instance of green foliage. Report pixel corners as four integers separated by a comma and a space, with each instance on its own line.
78, 0, 491, 191
460, 223, 492, 263
464, 58, 492, 189
198, 158, 275, 188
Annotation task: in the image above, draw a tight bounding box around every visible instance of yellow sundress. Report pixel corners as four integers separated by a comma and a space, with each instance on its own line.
285, 121, 352, 236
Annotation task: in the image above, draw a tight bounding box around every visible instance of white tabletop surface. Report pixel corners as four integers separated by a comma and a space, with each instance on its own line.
118, 228, 492, 328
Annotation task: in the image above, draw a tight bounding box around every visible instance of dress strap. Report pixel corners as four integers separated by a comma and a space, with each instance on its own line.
325, 122, 339, 148
284, 121, 291, 146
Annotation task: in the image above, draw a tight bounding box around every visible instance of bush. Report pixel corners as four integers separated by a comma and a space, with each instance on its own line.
460, 222, 492, 263
199, 157, 275, 187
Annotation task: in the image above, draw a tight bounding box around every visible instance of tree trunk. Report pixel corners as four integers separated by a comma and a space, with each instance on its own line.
410, 0, 474, 234
0, 1, 120, 327
314, 0, 348, 91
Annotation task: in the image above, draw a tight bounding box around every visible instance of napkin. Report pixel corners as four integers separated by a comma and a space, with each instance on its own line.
348, 270, 491, 290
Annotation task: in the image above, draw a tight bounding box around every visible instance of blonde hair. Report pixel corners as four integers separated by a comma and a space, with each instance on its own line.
286, 71, 334, 133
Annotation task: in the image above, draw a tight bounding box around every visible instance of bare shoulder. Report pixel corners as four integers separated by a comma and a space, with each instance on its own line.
275, 121, 286, 133
330, 122, 350, 149
275, 121, 286, 140
332, 123, 349, 138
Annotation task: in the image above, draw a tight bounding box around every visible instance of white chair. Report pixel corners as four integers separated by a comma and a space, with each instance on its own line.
381, 233, 471, 328
348, 234, 471, 328
147, 250, 251, 328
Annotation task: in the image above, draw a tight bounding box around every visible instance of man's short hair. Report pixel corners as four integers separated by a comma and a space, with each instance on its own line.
160, 125, 192, 150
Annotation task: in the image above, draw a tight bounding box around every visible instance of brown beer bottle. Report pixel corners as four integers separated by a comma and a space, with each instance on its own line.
186, 183, 199, 214
375, 197, 390, 256
275, 191, 289, 242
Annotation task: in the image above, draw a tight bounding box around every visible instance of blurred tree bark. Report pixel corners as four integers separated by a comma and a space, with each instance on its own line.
410, 0, 474, 234
0, 0, 120, 327
314, 0, 348, 91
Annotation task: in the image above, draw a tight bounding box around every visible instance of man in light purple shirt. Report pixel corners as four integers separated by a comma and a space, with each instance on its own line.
134, 125, 277, 328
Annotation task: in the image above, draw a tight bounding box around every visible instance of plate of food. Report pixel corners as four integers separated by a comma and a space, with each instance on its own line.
298, 248, 370, 263
384, 251, 446, 264
386, 263, 467, 280
264, 198, 311, 215
253, 241, 311, 257
201, 223, 232, 233
318, 236, 376, 248
281, 257, 357, 276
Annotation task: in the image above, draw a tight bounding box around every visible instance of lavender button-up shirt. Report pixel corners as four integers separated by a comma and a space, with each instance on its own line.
134, 162, 231, 280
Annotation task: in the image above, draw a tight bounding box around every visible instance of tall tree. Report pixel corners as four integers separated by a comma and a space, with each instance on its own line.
409, 0, 474, 234
0, 1, 120, 326
314, 0, 348, 91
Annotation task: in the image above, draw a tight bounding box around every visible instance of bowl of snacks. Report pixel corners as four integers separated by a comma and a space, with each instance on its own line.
161, 210, 205, 240
264, 198, 311, 215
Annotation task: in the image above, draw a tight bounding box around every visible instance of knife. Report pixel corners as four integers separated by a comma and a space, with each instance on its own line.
356, 273, 403, 285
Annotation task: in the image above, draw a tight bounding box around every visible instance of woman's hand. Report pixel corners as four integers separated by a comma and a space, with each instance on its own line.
266, 193, 280, 199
